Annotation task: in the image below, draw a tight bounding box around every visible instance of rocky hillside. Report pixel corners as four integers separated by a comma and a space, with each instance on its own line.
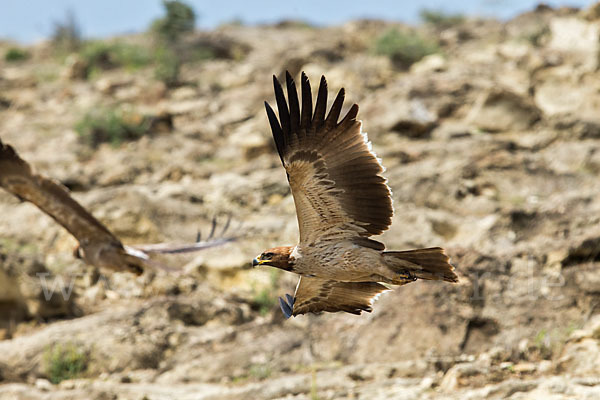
1, 4, 600, 399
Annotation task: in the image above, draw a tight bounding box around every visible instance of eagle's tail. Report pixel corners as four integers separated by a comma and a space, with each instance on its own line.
383, 247, 458, 283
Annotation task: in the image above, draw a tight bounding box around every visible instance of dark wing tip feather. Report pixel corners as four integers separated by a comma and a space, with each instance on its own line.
273, 74, 290, 135
285, 71, 300, 132
264, 101, 286, 163
325, 87, 345, 128
300, 72, 312, 130
312, 75, 328, 127
340, 104, 359, 125
0, 141, 20, 163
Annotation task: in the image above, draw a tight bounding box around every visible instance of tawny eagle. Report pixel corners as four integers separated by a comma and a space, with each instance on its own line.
254, 72, 458, 317
0, 138, 235, 274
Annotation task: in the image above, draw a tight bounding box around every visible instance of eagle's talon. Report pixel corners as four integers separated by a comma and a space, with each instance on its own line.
279, 296, 293, 319
285, 293, 295, 308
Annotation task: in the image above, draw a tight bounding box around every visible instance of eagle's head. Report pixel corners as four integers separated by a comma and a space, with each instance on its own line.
253, 246, 294, 271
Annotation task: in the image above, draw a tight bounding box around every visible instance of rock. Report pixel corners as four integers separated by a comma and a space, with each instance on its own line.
0, 302, 179, 382
410, 54, 447, 74
361, 87, 438, 138
227, 118, 272, 160
34, 378, 52, 391
439, 362, 487, 392
466, 88, 541, 132
563, 236, 600, 267
61, 54, 88, 80
513, 362, 537, 374
573, 267, 600, 293
583, 2, 600, 21
94, 76, 133, 94
0, 250, 79, 334
548, 16, 600, 71
557, 315, 600, 375
533, 67, 600, 118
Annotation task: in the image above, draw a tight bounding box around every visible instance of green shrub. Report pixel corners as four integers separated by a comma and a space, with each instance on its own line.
75, 107, 151, 147
43, 342, 87, 384
51, 11, 82, 52
79, 41, 152, 76
420, 9, 465, 29
153, 45, 181, 87
522, 24, 551, 47
253, 287, 277, 316
151, 0, 196, 43
190, 46, 217, 62
148, 1, 196, 86
251, 270, 280, 316
248, 363, 272, 380
4, 47, 29, 62
373, 28, 439, 68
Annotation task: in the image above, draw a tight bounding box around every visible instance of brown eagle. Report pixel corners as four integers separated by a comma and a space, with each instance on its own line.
0, 138, 235, 275
254, 72, 458, 317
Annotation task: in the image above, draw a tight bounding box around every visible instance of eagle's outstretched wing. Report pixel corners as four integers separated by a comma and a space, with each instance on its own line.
0, 138, 239, 274
279, 276, 390, 317
0, 139, 123, 248
265, 72, 393, 246
132, 215, 238, 254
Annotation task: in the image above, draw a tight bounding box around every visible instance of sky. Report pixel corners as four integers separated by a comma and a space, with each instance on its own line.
0, 0, 594, 44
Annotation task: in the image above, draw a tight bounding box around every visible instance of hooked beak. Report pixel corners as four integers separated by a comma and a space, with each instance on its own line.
252, 257, 260, 267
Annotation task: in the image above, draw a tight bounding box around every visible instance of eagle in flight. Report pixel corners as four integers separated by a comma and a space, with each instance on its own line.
254, 72, 458, 317
0, 138, 235, 275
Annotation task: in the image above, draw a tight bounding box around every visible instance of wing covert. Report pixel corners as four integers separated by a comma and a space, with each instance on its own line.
287, 276, 389, 316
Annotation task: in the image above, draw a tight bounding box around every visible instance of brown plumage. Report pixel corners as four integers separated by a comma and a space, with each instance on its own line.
0, 138, 236, 274
254, 72, 458, 318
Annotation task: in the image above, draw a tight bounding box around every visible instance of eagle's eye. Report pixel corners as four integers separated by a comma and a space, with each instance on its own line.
262, 252, 274, 259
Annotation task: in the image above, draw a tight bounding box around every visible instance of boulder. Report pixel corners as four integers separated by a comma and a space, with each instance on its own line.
548, 16, 600, 71
466, 88, 541, 132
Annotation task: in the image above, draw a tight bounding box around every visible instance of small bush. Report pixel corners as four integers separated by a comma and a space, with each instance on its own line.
253, 287, 277, 316
190, 46, 217, 62
251, 270, 280, 316
148, 1, 196, 87
151, 0, 196, 43
420, 9, 465, 29
522, 24, 551, 47
4, 47, 29, 62
43, 342, 87, 384
248, 363, 272, 380
153, 45, 181, 87
79, 41, 152, 77
51, 11, 82, 52
75, 107, 151, 147
373, 29, 439, 69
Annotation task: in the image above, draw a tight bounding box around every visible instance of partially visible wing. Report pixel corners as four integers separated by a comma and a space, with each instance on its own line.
132, 215, 239, 254
265, 72, 393, 246
0, 138, 121, 247
279, 276, 390, 317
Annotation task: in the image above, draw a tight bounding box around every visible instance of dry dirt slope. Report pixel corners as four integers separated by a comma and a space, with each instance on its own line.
1, 4, 600, 400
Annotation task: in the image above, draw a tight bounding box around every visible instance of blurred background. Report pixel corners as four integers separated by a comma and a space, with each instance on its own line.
0, 0, 594, 43
1, 1, 600, 399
